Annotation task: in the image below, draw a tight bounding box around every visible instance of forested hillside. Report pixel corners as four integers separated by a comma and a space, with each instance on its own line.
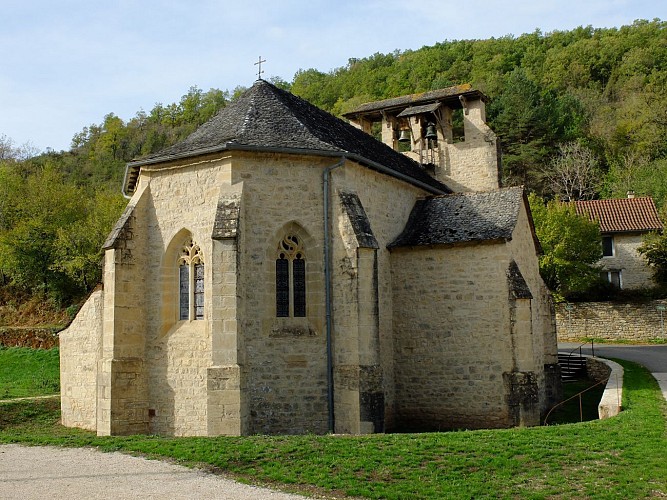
1, 19, 665, 319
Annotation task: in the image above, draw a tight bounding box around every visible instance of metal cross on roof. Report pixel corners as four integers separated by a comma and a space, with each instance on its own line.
254, 56, 266, 80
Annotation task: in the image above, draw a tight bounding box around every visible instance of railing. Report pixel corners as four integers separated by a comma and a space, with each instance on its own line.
543, 376, 610, 425
561, 340, 595, 375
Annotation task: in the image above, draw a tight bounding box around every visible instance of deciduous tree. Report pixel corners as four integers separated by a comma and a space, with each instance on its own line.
528, 193, 602, 299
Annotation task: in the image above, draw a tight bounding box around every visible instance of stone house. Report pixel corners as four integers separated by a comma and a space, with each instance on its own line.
60, 80, 560, 436
574, 195, 663, 289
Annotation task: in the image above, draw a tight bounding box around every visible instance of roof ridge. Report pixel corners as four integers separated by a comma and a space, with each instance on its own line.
573, 197, 663, 233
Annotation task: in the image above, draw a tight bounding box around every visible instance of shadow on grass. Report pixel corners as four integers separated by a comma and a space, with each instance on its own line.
544, 377, 606, 425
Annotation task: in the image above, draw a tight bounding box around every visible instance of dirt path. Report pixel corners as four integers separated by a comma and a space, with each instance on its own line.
0, 444, 307, 499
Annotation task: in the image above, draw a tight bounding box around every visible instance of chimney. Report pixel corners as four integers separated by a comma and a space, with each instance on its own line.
627, 191, 635, 199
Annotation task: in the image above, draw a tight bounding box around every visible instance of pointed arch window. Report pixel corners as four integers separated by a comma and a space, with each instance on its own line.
276, 235, 306, 317
178, 239, 204, 320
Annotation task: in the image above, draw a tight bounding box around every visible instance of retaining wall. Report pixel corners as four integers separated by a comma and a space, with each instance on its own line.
556, 300, 667, 342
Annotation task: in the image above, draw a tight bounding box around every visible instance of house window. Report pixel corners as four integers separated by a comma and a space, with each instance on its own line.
602, 235, 614, 257
276, 235, 306, 317
178, 239, 204, 320
600, 270, 622, 288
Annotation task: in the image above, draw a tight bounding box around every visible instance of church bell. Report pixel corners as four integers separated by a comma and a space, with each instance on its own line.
398, 129, 411, 142
425, 123, 438, 140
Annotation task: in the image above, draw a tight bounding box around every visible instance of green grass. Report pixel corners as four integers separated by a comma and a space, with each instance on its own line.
0, 347, 60, 399
0, 359, 665, 498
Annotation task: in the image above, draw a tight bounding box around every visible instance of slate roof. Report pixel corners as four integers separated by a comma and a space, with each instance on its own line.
342, 84, 485, 120
123, 80, 450, 196
574, 198, 663, 234
389, 187, 525, 248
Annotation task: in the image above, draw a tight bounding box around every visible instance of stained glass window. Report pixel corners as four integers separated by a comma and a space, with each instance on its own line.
293, 256, 306, 317
194, 263, 205, 320
177, 238, 204, 321
276, 257, 289, 317
276, 234, 306, 317
179, 264, 189, 320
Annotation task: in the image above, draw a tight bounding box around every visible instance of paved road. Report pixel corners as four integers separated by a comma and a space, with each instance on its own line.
559, 342, 667, 401
559, 342, 667, 372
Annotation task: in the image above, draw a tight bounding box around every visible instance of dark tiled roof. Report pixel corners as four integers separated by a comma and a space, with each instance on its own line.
396, 103, 441, 118
389, 187, 524, 248
124, 80, 449, 195
343, 84, 483, 118
102, 197, 136, 250
574, 198, 663, 233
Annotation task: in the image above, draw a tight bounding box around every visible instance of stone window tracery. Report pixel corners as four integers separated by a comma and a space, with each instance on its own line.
276, 235, 306, 317
178, 238, 204, 320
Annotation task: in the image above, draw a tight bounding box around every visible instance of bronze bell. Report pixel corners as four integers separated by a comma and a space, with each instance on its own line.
425, 123, 437, 140
398, 129, 411, 142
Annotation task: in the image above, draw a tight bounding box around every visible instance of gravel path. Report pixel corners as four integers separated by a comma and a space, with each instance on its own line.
0, 444, 306, 499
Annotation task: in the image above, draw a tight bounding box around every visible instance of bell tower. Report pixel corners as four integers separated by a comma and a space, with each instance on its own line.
344, 84, 500, 193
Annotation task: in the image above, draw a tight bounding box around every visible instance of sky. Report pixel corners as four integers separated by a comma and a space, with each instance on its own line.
0, 0, 663, 153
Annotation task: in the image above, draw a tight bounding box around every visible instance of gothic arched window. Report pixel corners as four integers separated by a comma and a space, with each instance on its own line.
178, 239, 204, 321
276, 235, 306, 317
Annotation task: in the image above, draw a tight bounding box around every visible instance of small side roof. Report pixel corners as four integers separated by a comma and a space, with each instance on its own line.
389, 187, 525, 248
342, 84, 486, 121
574, 198, 663, 233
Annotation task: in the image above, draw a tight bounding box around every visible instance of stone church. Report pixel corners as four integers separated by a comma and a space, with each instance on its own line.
60, 80, 561, 436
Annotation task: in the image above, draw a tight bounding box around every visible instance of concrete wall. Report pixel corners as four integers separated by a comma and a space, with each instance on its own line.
556, 300, 667, 341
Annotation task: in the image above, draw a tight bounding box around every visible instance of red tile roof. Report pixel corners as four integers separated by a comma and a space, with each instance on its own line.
574, 197, 663, 233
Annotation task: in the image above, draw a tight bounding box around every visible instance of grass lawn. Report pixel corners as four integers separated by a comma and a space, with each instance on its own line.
0, 347, 60, 399
0, 359, 665, 498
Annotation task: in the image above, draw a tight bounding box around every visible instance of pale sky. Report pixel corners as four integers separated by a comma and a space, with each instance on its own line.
1, 0, 663, 153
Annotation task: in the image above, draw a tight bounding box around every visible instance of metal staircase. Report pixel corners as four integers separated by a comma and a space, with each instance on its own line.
558, 352, 587, 382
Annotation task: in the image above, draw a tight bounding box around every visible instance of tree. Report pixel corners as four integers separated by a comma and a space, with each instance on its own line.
543, 141, 602, 201
638, 230, 667, 286
487, 69, 556, 191
0, 165, 83, 302
53, 190, 127, 290
528, 193, 602, 299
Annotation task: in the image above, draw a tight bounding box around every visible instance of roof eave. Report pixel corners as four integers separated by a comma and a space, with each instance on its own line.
122, 144, 450, 197
388, 236, 509, 250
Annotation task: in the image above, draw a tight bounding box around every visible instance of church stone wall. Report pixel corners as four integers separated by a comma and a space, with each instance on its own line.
60, 288, 103, 431
506, 202, 561, 413
232, 153, 329, 434
231, 154, 425, 434
97, 188, 150, 436
331, 162, 425, 433
139, 156, 234, 436
391, 242, 515, 430
437, 100, 500, 192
